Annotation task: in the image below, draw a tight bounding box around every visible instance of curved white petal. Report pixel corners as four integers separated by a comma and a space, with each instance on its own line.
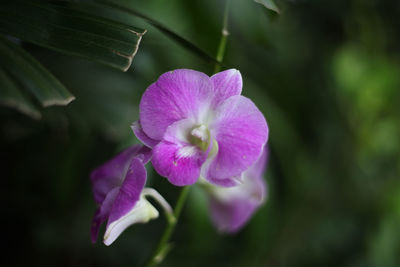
103, 195, 159, 246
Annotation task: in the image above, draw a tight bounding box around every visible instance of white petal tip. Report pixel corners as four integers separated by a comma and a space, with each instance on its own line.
103, 197, 159, 246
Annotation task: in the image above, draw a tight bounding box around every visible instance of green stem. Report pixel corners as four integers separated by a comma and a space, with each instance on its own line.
214, 0, 231, 73
145, 186, 190, 267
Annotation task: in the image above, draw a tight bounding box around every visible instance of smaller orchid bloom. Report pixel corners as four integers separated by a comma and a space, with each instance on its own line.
132, 69, 269, 187
204, 147, 268, 232
90, 145, 172, 246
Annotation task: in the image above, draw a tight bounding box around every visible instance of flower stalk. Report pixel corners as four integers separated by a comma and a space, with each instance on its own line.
142, 188, 175, 224
214, 0, 231, 74
145, 186, 190, 267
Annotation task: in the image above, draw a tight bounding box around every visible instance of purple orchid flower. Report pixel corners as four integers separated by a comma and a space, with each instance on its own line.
205, 147, 268, 232
132, 69, 269, 187
90, 145, 171, 246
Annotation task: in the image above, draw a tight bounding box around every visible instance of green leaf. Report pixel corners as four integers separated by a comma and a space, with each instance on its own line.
254, 0, 280, 14
0, 36, 74, 107
0, 66, 41, 119
0, 1, 146, 71
98, 0, 220, 65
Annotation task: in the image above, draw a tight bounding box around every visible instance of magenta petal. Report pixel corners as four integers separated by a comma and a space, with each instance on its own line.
91, 210, 103, 243
209, 198, 259, 233
246, 145, 269, 180
152, 141, 206, 186
131, 120, 159, 148
208, 148, 268, 232
91, 187, 120, 243
210, 69, 242, 107
151, 118, 208, 186
90, 145, 151, 204
107, 158, 147, 226
206, 176, 238, 187
139, 69, 213, 140
91, 146, 143, 204
206, 95, 268, 184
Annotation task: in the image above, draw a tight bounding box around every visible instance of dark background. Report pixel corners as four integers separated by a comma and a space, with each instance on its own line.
1, 0, 400, 266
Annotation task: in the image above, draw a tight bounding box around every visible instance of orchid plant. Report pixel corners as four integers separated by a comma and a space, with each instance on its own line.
90, 1, 269, 266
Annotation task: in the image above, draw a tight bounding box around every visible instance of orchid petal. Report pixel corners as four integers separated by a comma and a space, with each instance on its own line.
210, 69, 242, 107
245, 145, 269, 179
104, 196, 159, 246
208, 148, 268, 232
131, 120, 159, 148
152, 142, 205, 186
209, 196, 260, 233
107, 157, 147, 225
139, 69, 213, 140
206, 95, 268, 185
206, 176, 241, 187
90, 145, 151, 204
200, 140, 239, 187
152, 119, 208, 186
91, 187, 120, 243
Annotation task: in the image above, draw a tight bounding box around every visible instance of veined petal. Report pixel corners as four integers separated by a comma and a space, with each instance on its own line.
200, 140, 238, 187
209, 197, 259, 233
206, 95, 268, 185
104, 196, 159, 246
139, 69, 214, 140
91, 187, 120, 243
245, 145, 269, 180
131, 120, 159, 148
208, 148, 268, 232
206, 176, 241, 187
210, 69, 242, 107
152, 141, 206, 186
107, 158, 147, 225
152, 119, 208, 186
90, 145, 151, 204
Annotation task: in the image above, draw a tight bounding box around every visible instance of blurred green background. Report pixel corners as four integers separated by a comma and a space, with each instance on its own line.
1, 0, 400, 266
